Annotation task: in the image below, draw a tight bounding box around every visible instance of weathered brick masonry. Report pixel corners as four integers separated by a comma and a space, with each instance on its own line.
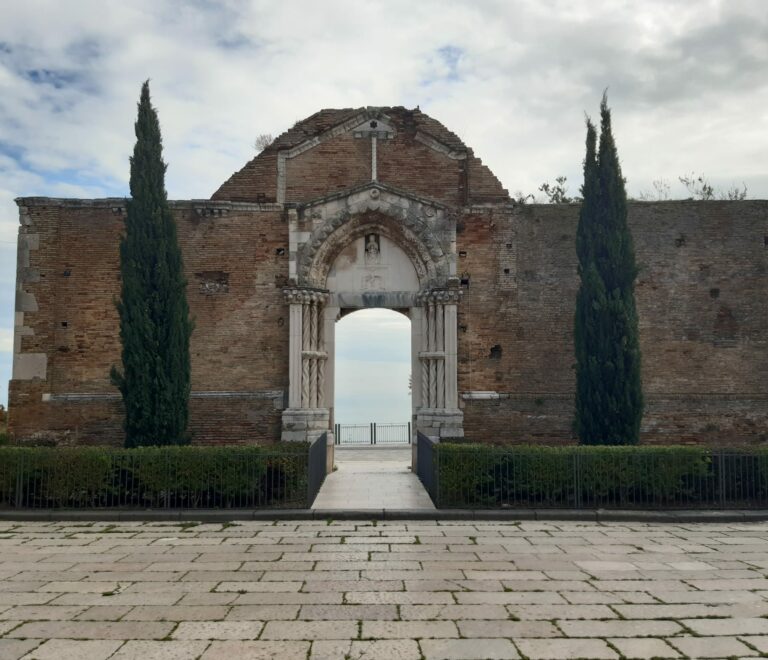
459, 201, 768, 444
8, 106, 768, 445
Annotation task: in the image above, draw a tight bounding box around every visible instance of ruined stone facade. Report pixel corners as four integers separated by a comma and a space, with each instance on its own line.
8, 107, 768, 447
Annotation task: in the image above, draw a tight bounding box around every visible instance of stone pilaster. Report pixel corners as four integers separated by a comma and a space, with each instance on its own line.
282, 287, 330, 442
415, 286, 464, 439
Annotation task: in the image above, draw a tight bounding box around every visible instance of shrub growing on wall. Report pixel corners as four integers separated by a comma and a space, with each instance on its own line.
574, 94, 643, 445
111, 81, 193, 447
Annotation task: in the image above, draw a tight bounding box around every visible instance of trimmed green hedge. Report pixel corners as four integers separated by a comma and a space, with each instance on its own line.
0, 444, 309, 509
434, 444, 768, 508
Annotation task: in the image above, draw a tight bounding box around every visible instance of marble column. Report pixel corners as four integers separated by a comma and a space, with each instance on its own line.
282, 287, 330, 442
415, 286, 464, 439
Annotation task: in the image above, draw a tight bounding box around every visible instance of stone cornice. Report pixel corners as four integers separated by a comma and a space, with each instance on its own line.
15, 197, 282, 212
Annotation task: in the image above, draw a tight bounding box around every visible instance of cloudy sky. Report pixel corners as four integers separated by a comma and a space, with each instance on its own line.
0, 1, 766, 419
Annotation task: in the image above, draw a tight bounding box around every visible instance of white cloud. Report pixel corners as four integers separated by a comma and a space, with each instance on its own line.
0, 328, 12, 353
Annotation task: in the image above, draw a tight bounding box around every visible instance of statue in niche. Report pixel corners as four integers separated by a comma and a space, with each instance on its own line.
364, 233, 381, 265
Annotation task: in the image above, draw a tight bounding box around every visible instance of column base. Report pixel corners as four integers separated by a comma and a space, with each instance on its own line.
416, 408, 464, 440
281, 408, 330, 443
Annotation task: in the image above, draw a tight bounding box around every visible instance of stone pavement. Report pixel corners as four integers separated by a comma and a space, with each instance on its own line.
4, 522, 768, 658
312, 447, 435, 510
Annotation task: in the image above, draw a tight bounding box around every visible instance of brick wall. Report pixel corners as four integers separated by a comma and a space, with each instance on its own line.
210, 107, 508, 206
458, 200, 768, 445
9, 201, 290, 446
8, 108, 768, 448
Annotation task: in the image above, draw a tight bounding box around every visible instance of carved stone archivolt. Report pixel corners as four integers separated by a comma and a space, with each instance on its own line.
294, 185, 453, 289
300, 211, 448, 288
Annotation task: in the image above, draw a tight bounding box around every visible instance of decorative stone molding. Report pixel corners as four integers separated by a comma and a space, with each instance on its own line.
415, 131, 467, 160
283, 287, 329, 305
416, 287, 462, 305
294, 184, 453, 288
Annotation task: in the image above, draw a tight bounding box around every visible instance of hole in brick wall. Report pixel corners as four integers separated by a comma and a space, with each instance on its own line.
506, 243, 512, 249
459, 324, 468, 333
459, 250, 467, 258
503, 268, 510, 274
256, 193, 266, 203
277, 318, 285, 327
369, 120, 378, 128
675, 234, 686, 248
61, 321, 68, 328
196, 271, 229, 295
710, 288, 720, 299
63, 269, 71, 277
276, 248, 286, 256
489, 344, 502, 360
460, 276, 470, 287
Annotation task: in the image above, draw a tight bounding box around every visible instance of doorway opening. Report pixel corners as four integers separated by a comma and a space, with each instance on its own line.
333, 308, 412, 447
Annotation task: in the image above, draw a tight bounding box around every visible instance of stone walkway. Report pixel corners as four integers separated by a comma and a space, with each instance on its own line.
312, 447, 434, 510
4, 521, 768, 658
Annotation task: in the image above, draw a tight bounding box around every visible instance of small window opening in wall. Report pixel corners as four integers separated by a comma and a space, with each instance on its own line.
489, 344, 502, 359
506, 243, 512, 249
459, 324, 468, 333
276, 247, 286, 256
63, 269, 71, 277
459, 250, 467, 258
277, 317, 284, 327
460, 276, 470, 287
710, 287, 720, 299
503, 268, 510, 274
256, 193, 266, 203
61, 321, 68, 328
370, 120, 378, 128
675, 234, 686, 248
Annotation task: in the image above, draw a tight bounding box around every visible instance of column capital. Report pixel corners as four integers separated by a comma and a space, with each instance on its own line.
283, 287, 329, 305
416, 288, 462, 305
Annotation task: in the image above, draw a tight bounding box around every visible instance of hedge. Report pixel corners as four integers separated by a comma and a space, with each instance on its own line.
0, 444, 309, 509
433, 444, 768, 508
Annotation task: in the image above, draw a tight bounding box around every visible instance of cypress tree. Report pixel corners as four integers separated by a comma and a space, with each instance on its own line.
574, 93, 643, 445
111, 81, 192, 447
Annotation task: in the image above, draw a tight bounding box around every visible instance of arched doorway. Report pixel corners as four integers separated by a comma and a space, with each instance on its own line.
281, 190, 464, 468
333, 308, 412, 442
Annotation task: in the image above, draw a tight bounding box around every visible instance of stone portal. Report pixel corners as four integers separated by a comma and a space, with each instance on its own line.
280, 183, 465, 453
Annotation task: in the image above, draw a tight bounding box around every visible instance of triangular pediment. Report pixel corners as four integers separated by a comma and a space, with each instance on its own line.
298, 181, 449, 216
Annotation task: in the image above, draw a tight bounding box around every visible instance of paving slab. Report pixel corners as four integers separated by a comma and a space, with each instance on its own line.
110, 640, 210, 659
20, 639, 123, 660
667, 635, 759, 658
420, 637, 520, 659
312, 448, 434, 510
2, 520, 768, 657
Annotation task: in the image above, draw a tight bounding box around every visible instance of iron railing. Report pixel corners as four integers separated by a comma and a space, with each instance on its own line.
417, 442, 768, 509
334, 422, 411, 445
416, 432, 438, 502
307, 433, 328, 505
0, 445, 314, 509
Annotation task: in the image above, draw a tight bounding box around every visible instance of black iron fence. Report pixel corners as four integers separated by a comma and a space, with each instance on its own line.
334, 423, 411, 445
417, 432, 438, 501
308, 433, 328, 505
0, 444, 321, 509
417, 441, 768, 509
